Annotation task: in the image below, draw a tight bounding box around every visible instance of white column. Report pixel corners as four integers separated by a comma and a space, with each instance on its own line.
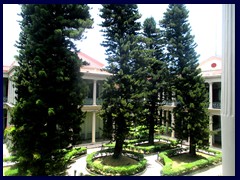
7, 110, 11, 127
162, 110, 165, 126
171, 91, 176, 107
209, 82, 213, 109
221, 4, 235, 176
171, 111, 175, 138
92, 111, 96, 143
166, 111, 169, 135
93, 80, 97, 105
209, 115, 213, 146
8, 80, 12, 103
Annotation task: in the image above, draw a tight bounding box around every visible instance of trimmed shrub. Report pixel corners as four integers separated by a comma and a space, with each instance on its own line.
4, 167, 19, 176
3, 156, 17, 162
4, 165, 31, 176
86, 149, 147, 176
64, 147, 87, 162
103, 138, 178, 155
4, 126, 15, 155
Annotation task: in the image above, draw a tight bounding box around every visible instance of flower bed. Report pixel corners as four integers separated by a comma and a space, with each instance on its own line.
158, 148, 222, 176
86, 149, 147, 176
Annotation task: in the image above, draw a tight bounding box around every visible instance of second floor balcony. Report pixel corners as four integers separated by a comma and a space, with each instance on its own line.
212, 102, 221, 109
84, 98, 102, 106
162, 100, 221, 110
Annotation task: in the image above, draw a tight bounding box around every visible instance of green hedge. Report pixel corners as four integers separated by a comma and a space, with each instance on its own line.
159, 148, 222, 176
86, 149, 147, 176
63, 146, 87, 162
103, 138, 178, 154
4, 166, 20, 176
4, 165, 31, 176
3, 156, 17, 162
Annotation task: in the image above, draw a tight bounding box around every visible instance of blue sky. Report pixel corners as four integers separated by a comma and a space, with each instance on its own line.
3, 4, 222, 66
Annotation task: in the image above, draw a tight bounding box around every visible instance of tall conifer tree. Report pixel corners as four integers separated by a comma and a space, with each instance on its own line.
11, 4, 93, 175
161, 4, 209, 155
142, 17, 167, 144
99, 4, 141, 159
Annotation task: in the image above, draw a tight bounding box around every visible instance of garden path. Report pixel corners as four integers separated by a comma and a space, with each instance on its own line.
66, 148, 162, 176
140, 154, 162, 176
66, 145, 222, 176
3, 142, 222, 176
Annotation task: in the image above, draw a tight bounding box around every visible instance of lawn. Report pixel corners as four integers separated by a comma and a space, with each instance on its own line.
160, 148, 222, 176
171, 152, 212, 168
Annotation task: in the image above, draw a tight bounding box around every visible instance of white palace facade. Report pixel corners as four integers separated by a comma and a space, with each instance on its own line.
3, 53, 222, 147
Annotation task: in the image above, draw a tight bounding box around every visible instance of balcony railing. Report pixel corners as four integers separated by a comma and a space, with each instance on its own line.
84, 98, 93, 105
83, 98, 220, 109
3, 96, 7, 103
212, 102, 221, 109
162, 101, 173, 106
96, 98, 103, 105
84, 98, 103, 105
162, 100, 220, 110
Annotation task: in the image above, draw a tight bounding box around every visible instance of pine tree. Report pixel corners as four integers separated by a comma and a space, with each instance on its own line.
161, 4, 209, 156
141, 17, 167, 144
99, 4, 141, 159
11, 4, 93, 175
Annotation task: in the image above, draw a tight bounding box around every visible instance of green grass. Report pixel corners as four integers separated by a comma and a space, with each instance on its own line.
86, 150, 147, 176
3, 167, 10, 176
170, 152, 210, 168
159, 148, 222, 176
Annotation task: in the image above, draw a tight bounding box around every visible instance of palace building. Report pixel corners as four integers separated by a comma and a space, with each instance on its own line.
3, 53, 222, 147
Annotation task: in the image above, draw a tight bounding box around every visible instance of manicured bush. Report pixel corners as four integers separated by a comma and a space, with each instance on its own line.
4, 126, 15, 154
86, 149, 147, 176
64, 147, 87, 162
128, 125, 149, 140
3, 156, 17, 162
4, 167, 19, 176
103, 142, 115, 148
103, 138, 178, 154
159, 148, 222, 176
4, 165, 31, 176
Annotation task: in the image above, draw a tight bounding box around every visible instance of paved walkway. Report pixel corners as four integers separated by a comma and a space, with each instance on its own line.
3, 143, 222, 176
140, 154, 162, 176
185, 164, 222, 176
66, 146, 222, 176
66, 147, 101, 176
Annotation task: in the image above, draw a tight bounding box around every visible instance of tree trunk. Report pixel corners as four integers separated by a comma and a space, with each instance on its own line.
113, 138, 124, 159
189, 135, 196, 156
148, 101, 156, 145
149, 113, 155, 145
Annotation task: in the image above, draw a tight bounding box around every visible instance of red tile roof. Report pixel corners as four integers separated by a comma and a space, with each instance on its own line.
78, 52, 105, 69
78, 52, 110, 76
